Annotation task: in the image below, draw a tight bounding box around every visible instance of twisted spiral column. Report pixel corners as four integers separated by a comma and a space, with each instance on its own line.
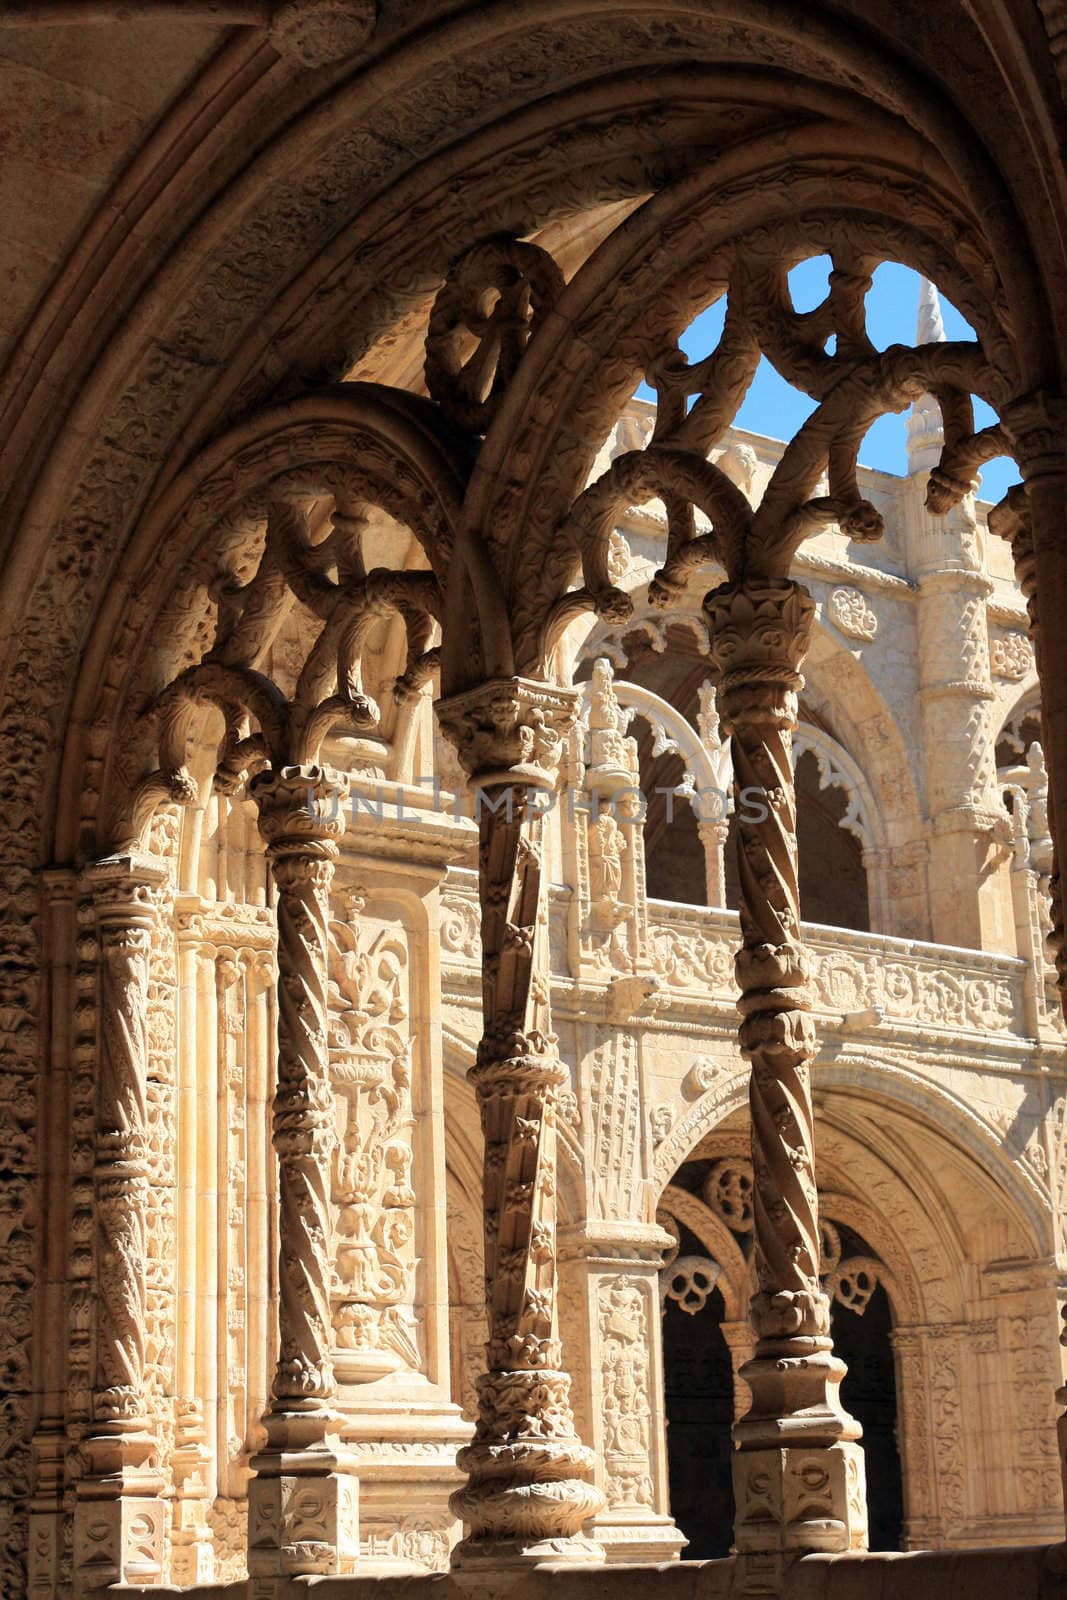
73, 854, 168, 1589
705, 581, 866, 1562
246, 766, 358, 1582
437, 679, 603, 1570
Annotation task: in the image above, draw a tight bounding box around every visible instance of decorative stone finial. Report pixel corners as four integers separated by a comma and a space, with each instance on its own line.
907, 277, 947, 474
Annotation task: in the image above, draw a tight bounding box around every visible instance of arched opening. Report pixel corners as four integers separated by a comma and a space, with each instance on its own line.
659, 1248, 905, 1557
641, 729, 708, 907
662, 1273, 735, 1559
656, 1141, 915, 1558
829, 1233, 904, 1552
795, 746, 870, 931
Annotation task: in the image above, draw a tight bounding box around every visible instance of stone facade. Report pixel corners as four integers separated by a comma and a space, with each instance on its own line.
4, 6, 1067, 1597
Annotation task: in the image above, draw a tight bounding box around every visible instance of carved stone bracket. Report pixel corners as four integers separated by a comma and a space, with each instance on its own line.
704, 581, 867, 1559
73, 853, 169, 1589
436, 680, 604, 1568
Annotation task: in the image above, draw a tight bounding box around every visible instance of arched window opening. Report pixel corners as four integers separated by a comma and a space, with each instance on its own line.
822, 1220, 905, 1552
639, 727, 708, 907
661, 1235, 735, 1559
795, 747, 870, 931
723, 732, 874, 931
658, 1158, 903, 1557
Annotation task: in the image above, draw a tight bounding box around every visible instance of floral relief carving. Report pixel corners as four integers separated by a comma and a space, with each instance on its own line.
590, 1033, 642, 1220
326, 891, 420, 1381
989, 631, 1034, 681
645, 910, 1020, 1034
828, 587, 878, 642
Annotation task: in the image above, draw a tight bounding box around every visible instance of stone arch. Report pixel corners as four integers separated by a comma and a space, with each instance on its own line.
580, 677, 724, 801
648, 1053, 1058, 1548
793, 723, 880, 853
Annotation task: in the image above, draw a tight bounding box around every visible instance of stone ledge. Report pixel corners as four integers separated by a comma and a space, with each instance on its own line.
102, 1542, 1067, 1600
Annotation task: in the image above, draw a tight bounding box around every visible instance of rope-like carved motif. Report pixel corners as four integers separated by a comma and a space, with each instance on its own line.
95, 931, 153, 1416
705, 580, 826, 1341
86, 858, 167, 1433
436, 681, 602, 1562
253, 768, 349, 1406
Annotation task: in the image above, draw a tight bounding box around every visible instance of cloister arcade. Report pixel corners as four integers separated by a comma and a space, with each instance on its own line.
4, 4, 1067, 1598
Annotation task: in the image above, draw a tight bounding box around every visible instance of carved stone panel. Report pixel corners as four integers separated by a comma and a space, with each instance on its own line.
598, 1278, 654, 1512
326, 890, 419, 1381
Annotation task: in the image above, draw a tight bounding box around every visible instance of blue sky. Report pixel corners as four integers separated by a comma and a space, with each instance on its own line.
635, 256, 1020, 506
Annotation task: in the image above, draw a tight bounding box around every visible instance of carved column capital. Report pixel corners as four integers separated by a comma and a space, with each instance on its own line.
1003, 390, 1067, 483
251, 763, 349, 852
85, 851, 168, 931
704, 578, 815, 732
436, 677, 578, 790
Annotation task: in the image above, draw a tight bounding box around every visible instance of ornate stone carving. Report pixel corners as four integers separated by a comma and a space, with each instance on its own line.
598, 1279, 654, 1511
660, 1257, 720, 1317
828, 587, 877, 642
437, 678, 603, 1569
590, 1032, 642, 1221
425, 239, 564, 434
705, 578, 866, 1556
269, 0, 378, 68
989, 631, 1034, 681
254, 768, 348, 1411
74, 853, 169, 1590
326, 890, 419, 1381
246, 766, 358, 1582
703, 1161, 754, 1232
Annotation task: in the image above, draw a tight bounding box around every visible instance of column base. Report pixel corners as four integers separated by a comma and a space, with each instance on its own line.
449, 1436, 604, 1570
450, 1532, 606, 1571
592, 1513, 688, 1563
248, 1424, 359, 1580
73, 1434, 167, 1590
339, 1391, 469, 1571
732, 1441, 868, 1555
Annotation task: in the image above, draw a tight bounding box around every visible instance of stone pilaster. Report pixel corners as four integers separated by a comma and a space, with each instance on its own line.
559, 1224, 686, 1563
170, 1399, 215, 1585
1003, 392, 1067, 1010
704, 581, 867, 1574
73, 854, 169, 1589
28, 869, 77, 1599
246, 766, 358, 1585
697, 678, 733, 909
436, 678, 603, 1569
909, 482, 1012, 950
